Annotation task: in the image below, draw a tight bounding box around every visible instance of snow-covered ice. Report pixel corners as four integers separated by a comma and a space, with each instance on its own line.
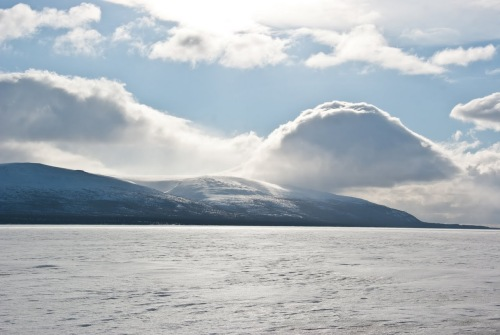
0, 226, 499, 334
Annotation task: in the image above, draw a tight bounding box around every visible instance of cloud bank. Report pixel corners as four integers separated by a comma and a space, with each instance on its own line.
105, 0, 498, 73
0, 69, 460, 188
0, 70, 261, 175
2, 2, 497, 71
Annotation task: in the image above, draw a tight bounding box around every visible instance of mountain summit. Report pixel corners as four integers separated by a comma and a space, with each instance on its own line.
139, 176, 422, 227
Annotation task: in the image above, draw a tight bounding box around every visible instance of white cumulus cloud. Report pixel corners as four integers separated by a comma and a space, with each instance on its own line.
54, 28, 104, 56
149, 27, 289, 68
241, 101, 458, 190
149, 27, 224, 65
0, 3, 100, 43
451, 92, 500, 131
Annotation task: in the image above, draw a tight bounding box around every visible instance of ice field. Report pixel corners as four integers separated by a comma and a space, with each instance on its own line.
1, 225, 499, 334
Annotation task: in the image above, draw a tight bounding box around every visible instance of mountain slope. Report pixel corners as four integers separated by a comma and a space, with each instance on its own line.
0, 163, 216, 222
140, 176, 424, 227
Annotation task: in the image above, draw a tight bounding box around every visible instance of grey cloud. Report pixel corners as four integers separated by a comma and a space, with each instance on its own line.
0, 70, 466, 204
0, 77, 127, 141
346, 140, 500, 226
0, 70, 262, 176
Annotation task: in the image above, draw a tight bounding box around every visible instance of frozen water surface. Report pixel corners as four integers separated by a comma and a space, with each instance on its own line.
0, 226, 499, 334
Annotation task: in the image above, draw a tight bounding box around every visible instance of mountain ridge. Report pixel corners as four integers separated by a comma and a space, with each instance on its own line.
0, 163, 491, 229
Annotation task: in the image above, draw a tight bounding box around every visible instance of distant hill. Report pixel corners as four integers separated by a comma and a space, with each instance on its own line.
0, 163, 490, 229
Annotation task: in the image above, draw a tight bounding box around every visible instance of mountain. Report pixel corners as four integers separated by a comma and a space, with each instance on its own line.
0, 163, 217, 224
138, 176, 427, 227
137, 176, 489, 228
0, 163, 489, 228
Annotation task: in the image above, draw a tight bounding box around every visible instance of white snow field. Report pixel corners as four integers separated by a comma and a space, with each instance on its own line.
0, 226, 499, 334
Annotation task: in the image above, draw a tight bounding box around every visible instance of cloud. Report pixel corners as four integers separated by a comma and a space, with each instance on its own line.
366, 1, 500, 44
54, 28, 104, 56
112, 16, 157, 42
303, 25, 445, 75
111, 16, 165, 55
242, 101, 458, 190
0, 70, 262, 176
219, 32, 288, 68
103, 1, 500, 72
400, 27, 460, 45
105, 0, 500, 43
149, 27, 223, 64
450, 93, 500, 131
107, 0, 289, 68
149, 27, 289, 68
347, 141, 500, 226
302, 25, 495, 74
254, 0, 380, 30
486, 68, 500, 75
0, 3, 100, 43
472, 0, 500, 10
431, 45, 496, 66
0, 140, 112, 175
0, 69, 461, 187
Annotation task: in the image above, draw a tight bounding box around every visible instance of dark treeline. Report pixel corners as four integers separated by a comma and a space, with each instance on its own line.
0, 214, 492, 229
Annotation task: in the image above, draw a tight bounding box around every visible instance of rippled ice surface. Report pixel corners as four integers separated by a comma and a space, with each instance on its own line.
1, 226, 499, 334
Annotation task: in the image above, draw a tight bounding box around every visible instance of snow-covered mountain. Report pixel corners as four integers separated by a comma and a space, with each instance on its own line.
139, 176, 423, 227
0, 163, 488, 228
0, 163, 216, 223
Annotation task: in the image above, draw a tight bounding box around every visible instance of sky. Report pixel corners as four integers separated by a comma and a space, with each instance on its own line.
1, 0, 500, 226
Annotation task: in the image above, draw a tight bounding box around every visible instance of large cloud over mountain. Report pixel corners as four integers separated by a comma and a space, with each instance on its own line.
242, 101, 458, 190
0, 70, 458, 189
0, 70, 262, 175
